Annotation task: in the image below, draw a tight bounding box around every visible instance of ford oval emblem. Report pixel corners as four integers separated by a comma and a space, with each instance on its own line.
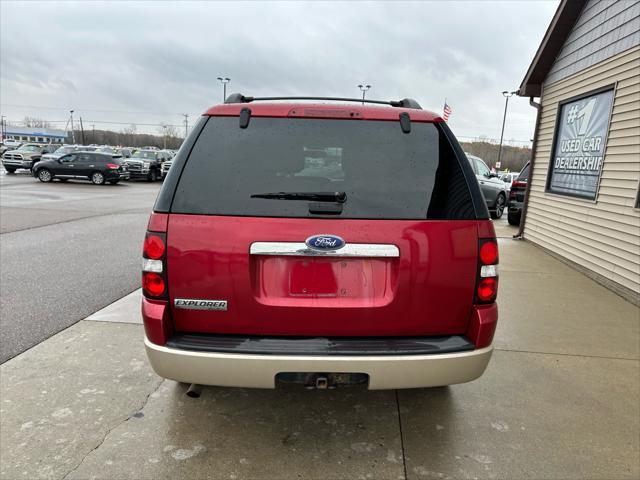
305, 234, 346, 251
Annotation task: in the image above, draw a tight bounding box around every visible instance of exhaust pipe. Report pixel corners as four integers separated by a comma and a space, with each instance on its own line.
186, 383, 202, 398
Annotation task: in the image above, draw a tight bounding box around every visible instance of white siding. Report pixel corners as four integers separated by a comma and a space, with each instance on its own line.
545, 0, 640, 85
525, 45, 640, 295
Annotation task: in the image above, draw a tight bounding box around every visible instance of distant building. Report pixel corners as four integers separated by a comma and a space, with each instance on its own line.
517, 0, 639, 304
2, 125, 67, 144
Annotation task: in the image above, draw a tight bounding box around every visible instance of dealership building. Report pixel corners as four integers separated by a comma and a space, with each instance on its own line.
517, 0, 639, 304
2, 125, 67, 144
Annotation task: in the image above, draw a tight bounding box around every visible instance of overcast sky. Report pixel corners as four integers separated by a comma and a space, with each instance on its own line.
1, 1, 558, 143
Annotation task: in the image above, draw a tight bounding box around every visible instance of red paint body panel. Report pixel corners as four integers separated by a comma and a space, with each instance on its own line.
147, 213, 168, 233
204, 102, 443, 122
142, 297, 173, 345
466, 303, 498, 348
166, 215, 483, 337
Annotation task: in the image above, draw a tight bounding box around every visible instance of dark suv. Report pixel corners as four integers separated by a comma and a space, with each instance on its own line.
124, 149, 171, 181
33, 152, 129, 184
507, 162, 529, 226
142, 95, 499, 390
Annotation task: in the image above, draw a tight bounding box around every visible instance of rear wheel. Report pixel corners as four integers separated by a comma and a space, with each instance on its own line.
5, 167, 16, 174
507, 211, 521, 226
490, 193, 505, 219
37, 169, 53, 182
91, 171, 106, 185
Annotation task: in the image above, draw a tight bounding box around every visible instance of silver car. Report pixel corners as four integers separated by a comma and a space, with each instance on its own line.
465, 153, 508, 219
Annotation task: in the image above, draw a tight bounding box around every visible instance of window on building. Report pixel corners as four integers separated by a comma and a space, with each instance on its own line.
546, 86, 615, 200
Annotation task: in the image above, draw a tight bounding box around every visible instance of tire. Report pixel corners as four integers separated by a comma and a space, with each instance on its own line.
37, 168, 53, 182
508, 211, 521, 226
490, 193, 505, 219
91, 171, 106, 185
5, 167, 16, 174
108, 179, 120, 185
147, 169, 158, 182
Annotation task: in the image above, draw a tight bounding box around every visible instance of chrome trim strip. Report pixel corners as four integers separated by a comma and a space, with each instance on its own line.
250, 242, 399, 258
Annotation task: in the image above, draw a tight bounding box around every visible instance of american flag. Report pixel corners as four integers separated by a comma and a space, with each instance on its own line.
443, 101, 452, 122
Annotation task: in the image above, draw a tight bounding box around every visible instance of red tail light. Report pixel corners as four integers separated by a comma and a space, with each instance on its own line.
477, 277, 498, 302
106, 163, 120, 169
144, 235, 165, 260
512, 180, 527, 189
143, 272, 165, 296
479, 241, 499, 265
142, 231, 167, 299
475, 239, 498, 304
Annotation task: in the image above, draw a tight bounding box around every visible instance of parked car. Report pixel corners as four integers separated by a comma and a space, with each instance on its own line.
142, 95, 499, 390
159, 150, 176, 179
507, 162, 529, 226
465, 153, 508, 219
117, 148, 132, 158
499, 172, 519, 190
2, 139, 22, 150
124, 149, 170, 181
2, 143, 55, 173
40, 145, 80, 163
160, 158, 172, 179
33, 151, 130, 185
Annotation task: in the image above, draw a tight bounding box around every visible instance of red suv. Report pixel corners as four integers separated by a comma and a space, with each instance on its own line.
142, 95, 499, 390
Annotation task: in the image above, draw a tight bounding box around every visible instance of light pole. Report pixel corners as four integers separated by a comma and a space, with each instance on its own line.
0, 115, 5, 141
217, 77, 230, 102
358, 84, 371, 104
69, 110, 75, 144
497, 91, 516, 169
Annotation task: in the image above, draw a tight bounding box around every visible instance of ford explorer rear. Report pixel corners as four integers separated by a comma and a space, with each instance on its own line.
142, 95, 499, 390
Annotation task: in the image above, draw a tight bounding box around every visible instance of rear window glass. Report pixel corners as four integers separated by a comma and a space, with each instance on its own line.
172, 117, 475, 220
518, 163, 530, 182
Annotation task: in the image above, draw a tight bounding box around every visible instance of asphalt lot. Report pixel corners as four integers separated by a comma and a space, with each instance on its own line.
0, 170, 160, 363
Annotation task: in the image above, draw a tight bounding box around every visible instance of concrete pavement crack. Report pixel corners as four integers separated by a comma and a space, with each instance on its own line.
59, 378, 165, 480
494, 347, 639, 361
1, 209, 150, 235
395, 389, 408, 480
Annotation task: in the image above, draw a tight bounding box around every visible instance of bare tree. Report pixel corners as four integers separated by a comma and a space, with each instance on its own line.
23, 116, 51, 128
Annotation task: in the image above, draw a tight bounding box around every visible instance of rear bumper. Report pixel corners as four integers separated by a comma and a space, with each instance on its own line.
144, 336, 493, 389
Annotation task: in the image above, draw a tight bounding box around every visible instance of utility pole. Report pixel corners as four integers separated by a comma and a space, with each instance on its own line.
79, 117, 86, 145
358, 84, 371, 104
497, 91, 516, 168
69, 110, 75, 144
162, 125, 167, 149
91, 124, 95, 145
0, 115, 5, 141
217, 77, 230, 102
182, 114, 189, 138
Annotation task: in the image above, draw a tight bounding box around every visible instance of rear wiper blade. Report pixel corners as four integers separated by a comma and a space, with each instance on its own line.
250, 191, 347, 203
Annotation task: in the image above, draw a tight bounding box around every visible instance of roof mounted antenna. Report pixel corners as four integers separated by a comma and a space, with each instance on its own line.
224, 94, 422, 110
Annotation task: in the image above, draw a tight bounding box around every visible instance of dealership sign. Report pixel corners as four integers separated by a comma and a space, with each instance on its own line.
547, 88, 614, 199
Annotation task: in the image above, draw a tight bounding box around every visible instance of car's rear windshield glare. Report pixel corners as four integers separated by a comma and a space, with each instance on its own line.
171, 117, 475, 220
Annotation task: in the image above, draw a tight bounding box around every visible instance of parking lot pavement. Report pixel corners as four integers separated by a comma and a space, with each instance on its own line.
1, 239, 638, 479
0, 173, 160, 362
492, 216, 517, 238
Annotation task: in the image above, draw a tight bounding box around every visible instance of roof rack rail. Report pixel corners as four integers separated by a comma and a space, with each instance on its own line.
224, 94, 422, 110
